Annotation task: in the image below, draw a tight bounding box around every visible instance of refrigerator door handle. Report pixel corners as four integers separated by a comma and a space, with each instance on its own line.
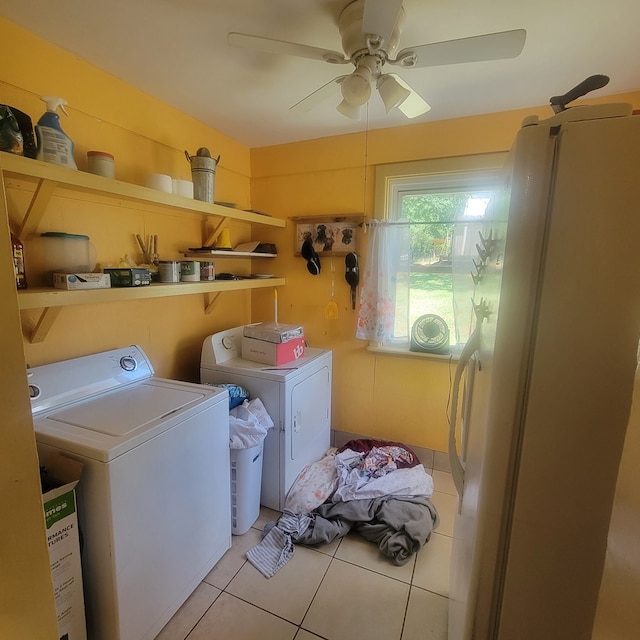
448, 326, 481, 497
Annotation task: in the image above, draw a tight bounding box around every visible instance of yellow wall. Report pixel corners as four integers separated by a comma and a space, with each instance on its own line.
0, 16, 257, 639
2, 14, 640, 638
4, 13, 638, 452
1, 17, 261, 380
249, 91, 640, 452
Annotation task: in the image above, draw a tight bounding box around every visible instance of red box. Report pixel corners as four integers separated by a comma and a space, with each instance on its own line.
242, 336, 306, 365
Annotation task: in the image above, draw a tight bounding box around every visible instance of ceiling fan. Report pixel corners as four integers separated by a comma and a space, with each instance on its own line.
228, 0, 526, 120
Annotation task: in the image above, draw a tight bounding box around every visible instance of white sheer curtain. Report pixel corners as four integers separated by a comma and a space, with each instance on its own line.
355, 220, 411, 343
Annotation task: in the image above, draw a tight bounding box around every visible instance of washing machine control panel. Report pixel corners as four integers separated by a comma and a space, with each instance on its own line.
29, 345, 154, 415
27, 371, 41, 400
119, 355, 138, 371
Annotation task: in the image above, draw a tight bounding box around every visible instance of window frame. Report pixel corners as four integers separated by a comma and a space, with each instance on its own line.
369, 152, 508, 360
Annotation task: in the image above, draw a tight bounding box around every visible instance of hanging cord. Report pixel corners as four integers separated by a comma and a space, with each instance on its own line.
330, 253, 335, 300
361, 102, 370, 227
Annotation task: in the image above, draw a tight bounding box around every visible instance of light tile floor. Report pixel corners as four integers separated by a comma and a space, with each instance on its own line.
156, 468, 457, 640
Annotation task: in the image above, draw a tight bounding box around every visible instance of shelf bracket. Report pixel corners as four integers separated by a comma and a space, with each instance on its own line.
29, 306, 62, 343
18, 178, 58, 239
203, 216, 230, 247
204, 292, 222, 315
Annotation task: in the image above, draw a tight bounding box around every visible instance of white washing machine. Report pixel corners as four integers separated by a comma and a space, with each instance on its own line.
30, 346, 231, 640
201, 327, 332, 512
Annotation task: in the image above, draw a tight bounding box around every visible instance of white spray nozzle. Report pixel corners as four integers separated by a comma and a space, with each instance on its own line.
41, 96, 70, 116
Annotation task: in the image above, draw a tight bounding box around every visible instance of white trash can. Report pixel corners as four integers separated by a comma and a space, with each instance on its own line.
230, 442, 264, 535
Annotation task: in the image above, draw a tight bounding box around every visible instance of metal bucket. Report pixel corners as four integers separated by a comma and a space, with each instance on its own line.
186, 148, 219, 203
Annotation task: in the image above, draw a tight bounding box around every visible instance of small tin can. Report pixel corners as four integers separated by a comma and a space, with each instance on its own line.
200, 261, 215, 281
180, 260, 200, 282
158, 261, 180, 283
87, 151, 115, 179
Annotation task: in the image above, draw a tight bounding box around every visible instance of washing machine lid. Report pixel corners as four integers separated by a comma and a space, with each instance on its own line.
51, 383, 201, 436
201, 347, 330, 382
34, 378, 227, 462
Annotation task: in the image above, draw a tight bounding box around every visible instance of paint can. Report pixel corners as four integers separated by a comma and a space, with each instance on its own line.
180, 260, 200, 282
158, 261, 180, 283
200, 261, 215, 281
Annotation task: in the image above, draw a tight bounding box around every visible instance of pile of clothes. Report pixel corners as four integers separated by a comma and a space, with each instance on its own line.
247, 439, 439, 578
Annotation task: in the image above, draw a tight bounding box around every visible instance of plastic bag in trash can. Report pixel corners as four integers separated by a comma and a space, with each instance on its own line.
229, 398, 274, 449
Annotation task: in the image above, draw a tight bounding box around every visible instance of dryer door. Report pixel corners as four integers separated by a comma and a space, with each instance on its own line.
286, 365, 331, 492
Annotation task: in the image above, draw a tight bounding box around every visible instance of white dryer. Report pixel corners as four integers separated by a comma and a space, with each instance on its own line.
30, 346, 231, 640
201, 327, 332, 512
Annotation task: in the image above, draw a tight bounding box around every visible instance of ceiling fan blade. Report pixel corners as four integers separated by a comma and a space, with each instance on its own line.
290, 76, 347, 113
362, 0, 404, 48
388, 74, 431, 118
228, 32, 349, 64
391, 28, 526, 68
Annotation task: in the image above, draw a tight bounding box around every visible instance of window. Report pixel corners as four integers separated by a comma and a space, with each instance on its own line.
371, 154, 506, 356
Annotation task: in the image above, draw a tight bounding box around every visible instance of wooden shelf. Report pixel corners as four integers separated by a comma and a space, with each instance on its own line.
182, 250, 277, 259
19, 278, 285, 343
0, 152, 288, 343
0, 151, 286, 238
18, 278, 285, 310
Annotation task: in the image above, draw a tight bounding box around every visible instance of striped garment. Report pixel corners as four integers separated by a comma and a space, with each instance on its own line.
246, 511, 311, 578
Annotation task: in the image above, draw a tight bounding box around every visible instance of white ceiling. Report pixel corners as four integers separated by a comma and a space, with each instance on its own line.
2, 0, 639, 148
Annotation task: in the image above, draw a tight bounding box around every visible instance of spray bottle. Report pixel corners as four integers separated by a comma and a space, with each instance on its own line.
35, 96, 77, 169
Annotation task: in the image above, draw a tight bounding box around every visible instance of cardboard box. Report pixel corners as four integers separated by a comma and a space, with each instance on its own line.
104, 268, 151, 287
41, 454, 87, 640
53, 273, 111, 290
242, 335, 305, 365
243, 322, 304, 344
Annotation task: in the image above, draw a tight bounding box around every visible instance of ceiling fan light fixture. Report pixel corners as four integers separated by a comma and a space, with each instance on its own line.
337, 99, 362, 120
377, 74, 411, 113
340, 66, 372, 106
230, 2, 526, 122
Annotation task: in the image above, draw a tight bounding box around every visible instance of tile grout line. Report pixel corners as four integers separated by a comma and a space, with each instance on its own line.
296, 551, 337, 640
186, 488, 454, 639
215, 591, 302, 631
183, 587, 224, 640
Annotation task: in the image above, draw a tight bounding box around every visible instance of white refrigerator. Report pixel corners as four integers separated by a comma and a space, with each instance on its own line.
447, 103, 640, 639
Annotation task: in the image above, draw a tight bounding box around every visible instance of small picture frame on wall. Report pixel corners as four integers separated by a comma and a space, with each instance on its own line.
292, 216, 362, 256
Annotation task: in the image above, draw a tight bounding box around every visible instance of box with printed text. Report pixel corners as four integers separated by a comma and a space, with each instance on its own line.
41, 453, 87, 640
242, 322, 304, 344
242, 335, 306, 365
53, 273, 111, 290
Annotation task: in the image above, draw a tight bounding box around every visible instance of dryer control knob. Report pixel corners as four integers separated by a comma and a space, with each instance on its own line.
119, 355, 138, 371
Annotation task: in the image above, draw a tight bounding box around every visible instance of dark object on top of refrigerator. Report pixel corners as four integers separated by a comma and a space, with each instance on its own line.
549, 74, 609, 113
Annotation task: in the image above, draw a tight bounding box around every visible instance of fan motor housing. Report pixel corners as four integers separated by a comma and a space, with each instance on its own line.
339, 0, 404, 60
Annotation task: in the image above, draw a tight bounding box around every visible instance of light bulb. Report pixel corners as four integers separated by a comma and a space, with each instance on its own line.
377, 74, 411, 113
337, 100, 362, 119
340, 67, 372, 106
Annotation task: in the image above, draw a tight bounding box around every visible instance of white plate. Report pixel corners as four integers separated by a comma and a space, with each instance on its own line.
251, 274, 273, 279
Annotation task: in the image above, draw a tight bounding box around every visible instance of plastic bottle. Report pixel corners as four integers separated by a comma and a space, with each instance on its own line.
35, 96, 77, 169
11, 232, 27, 289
